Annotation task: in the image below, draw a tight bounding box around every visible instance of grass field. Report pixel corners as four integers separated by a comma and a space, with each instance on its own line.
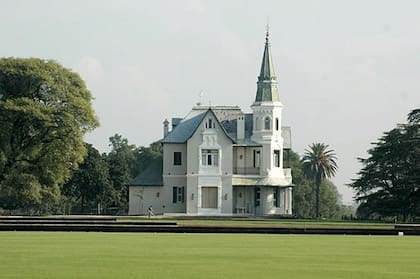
1, 232, 419, 279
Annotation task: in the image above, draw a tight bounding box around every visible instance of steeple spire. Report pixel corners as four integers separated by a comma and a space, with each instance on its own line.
254, 27, 280, 103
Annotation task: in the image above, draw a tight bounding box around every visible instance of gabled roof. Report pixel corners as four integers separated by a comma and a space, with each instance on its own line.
162, 108, 234, 144
161, 110, 207, 144
162, 105, 291, 148
129, 157, 163, 186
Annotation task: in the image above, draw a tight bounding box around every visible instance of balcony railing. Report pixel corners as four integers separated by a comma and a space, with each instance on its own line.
233, 167, 260, 175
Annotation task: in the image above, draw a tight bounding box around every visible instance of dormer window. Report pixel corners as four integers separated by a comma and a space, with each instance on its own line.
205, 118, 215, 129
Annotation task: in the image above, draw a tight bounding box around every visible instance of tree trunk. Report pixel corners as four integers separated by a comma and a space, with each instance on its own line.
315, 175, 321, 219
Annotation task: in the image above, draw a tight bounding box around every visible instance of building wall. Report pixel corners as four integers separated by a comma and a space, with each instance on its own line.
129, 108, 292, 216
128, 183, 187, 215
185, 111, 233, 215
163, 143, 187, 175
251, 102, 285, 177
128, 186, 163, 215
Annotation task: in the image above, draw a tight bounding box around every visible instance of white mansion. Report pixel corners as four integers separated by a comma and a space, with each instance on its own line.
128, 31, 293, 216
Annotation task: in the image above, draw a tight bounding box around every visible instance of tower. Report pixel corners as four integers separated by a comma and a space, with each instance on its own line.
251, 29, 285, 177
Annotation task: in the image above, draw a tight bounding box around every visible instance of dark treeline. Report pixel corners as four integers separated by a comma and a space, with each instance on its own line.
62, 135, 162, 215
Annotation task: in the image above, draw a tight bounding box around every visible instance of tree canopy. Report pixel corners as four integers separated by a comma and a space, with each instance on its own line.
0, 58, 99, 212
61, 135, 163, 214
349, 109, 420, 221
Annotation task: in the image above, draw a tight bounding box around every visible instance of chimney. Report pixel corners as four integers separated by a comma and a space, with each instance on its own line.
172, 118, 182, 130
237, 114, 245, 140
163, 119, 169, 138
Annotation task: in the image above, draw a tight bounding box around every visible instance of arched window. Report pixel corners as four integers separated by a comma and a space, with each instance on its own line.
264, 117, 271, 130
275, 118, 279, 131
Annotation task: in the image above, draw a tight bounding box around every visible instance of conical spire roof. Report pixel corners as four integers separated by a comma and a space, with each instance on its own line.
254, 30, 280, 103
259, 31, 276, 80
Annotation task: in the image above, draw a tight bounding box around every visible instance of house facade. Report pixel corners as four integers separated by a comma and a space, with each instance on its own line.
128, 32, 293, 216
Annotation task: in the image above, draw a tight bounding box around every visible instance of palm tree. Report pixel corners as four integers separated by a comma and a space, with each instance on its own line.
302, 143, 338, 219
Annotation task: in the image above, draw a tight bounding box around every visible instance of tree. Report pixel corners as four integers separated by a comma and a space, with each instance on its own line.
0, 58, 98, 212
349, 109, 420, 221
106, 134, 163, 213
106, 134, 135, 212
291, 150, 341, 219
63, 144, 112, 214
302, 143, 338, 219
290, 150, 315, 218
319, 180, 341, 219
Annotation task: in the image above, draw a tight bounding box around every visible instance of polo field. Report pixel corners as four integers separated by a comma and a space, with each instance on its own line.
1, 231, 419, 279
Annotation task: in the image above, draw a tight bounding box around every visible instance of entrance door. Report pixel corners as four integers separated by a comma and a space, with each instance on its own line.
201, 187, 218, 208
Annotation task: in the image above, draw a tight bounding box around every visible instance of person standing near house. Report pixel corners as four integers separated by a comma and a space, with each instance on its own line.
147, 206, 154, 219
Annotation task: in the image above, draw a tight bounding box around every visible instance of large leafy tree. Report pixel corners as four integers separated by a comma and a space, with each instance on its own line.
0, 58, 98, 212
302, 143, 338, 219
350, 109, 420, 221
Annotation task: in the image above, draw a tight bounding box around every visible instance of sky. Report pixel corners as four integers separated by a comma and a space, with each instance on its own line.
1, 0, 419, 204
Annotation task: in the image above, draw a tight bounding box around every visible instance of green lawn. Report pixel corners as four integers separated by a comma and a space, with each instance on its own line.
1, 232, 419, 279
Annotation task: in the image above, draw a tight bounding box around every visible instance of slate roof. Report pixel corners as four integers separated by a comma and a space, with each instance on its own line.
161, 110, 207, 144
221, 113, 261, 146
162, 105, 291, 149
129, 157, 163, 186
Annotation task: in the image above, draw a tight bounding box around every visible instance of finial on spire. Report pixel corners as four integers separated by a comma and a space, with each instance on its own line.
265, 17, 270, 41
254, 21, 279, 103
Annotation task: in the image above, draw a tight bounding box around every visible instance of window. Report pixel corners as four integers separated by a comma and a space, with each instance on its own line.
201, 149, 219, 166
283, 149, 290, 168
172, 186, 185, 203
274, 150, 280, 167
173, 152, 182, 165
275, 118, 279, 131
264, 117, 271, 130
253, 150, 261, 168
201, 187, 218, 208
205, 118, 215, 129
273, 187, 279, 207
255, 187, 261, 206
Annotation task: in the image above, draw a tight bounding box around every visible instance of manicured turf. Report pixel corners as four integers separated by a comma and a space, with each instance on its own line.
1, 232, 419, 279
